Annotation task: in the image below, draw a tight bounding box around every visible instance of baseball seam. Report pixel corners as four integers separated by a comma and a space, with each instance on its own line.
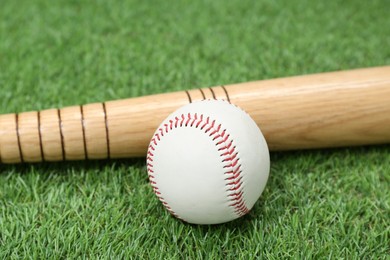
146, 112, 249, 221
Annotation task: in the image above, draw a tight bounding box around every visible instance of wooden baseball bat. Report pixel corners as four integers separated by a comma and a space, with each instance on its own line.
0, 66, 389, 164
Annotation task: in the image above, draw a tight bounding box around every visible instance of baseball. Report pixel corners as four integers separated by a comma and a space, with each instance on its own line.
146, 100, 270, 224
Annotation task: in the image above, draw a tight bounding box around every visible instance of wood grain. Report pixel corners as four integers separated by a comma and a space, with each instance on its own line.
0, 66, 389, 163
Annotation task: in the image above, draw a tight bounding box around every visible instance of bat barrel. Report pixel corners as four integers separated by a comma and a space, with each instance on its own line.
0, 66, 390, 164
229, 66, 390, 150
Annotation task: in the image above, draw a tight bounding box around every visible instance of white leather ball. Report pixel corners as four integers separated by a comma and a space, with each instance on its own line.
146, 100, 270, 224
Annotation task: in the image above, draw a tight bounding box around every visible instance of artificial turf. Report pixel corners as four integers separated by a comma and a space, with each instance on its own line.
0, 0, 389, 258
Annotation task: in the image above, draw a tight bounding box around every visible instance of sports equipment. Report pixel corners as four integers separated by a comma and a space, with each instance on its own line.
146, 100, 270, 224
0, 66, 389, 163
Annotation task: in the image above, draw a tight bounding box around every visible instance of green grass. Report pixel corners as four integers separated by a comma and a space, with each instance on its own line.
0, 0, 389, 258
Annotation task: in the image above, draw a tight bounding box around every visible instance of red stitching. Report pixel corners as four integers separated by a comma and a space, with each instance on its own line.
159, 128, 164, 137
185, 113, 191, 126
146, 112, 249, 220
196, 114, 203, 128
228, 190, 243, 198
201, 116, 209, 130
209, 124, 221, 136
231, 158, 239, 167
222, 152, 238, 162
227, 179, 243, 190
190, 113, 197, 127
225, 166, 242, 180
204, 120, 215, 133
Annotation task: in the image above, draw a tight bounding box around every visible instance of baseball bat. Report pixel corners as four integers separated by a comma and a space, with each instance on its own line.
0, 66, 389, 164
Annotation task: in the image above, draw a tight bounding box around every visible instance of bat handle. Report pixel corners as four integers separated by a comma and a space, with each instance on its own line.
0, 104, 109, 163
0, 87, 229, 163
